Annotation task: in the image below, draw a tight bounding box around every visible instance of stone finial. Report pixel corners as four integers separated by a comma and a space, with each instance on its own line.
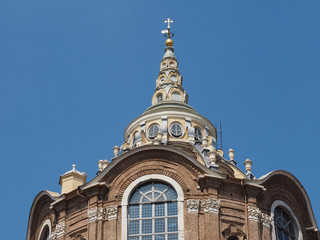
216, 149, 224, 157
102, 160, 109, 169
228, 148, 237, 165
98, 160, 103, 172
209, 150, 219, 171
113, 145, 120, 158
243, 158, 254, 180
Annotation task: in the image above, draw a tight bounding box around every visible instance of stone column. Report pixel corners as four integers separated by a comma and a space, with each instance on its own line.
261, 213, 272, 240
185, 200, 200, 240
247, 206, 261, 240
103, 205, 118, 240
87, 207, 105, 240
201, 198, 220, 240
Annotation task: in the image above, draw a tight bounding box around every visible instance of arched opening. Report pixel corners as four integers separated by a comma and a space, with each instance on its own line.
128, 181, 178, 239
121, 174, 184, 240
227, 237, 239, 240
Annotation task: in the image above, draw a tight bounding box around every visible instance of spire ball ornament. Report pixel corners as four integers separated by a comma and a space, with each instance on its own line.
166, 38, 173, 46
162, 18, 174, 46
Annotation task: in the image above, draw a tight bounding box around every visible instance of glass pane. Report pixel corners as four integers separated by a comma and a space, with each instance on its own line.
155, 235, 165, 240
129, 237, 139, 240
128, 220, 139, 235
167, 202, 178, 216
129, 205, 140, 219
155, 218, 165, 233
155, 203, 165, 217
142, 196, 151, 203
140, 184, 152, 193
165, 188, 177, 200
168, 234, 178, 240
130, 191, 142, 203
154, 183, 167, 192
142, 236, 152, 240
142, 219, 152, 234
168, 217, 178, 232
142, 204, 152, 218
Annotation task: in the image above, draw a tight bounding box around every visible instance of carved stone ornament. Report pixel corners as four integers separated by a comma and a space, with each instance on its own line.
49, 221, 66, 240
87, 207, 105, 223
247, 206, 261, 221
106, 205, 118, 220
187, 199, 200, 213
201, 198, 220, 213
261, 213, 272, 228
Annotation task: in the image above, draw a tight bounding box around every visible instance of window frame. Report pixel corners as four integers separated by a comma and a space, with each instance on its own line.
38, 219, 51, 240
148, 124, 160, 139
271, 200, 302, 240
121, 174, 184, 240
169, 123, 183, 138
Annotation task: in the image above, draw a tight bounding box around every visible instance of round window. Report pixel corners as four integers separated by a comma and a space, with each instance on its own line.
148, 124, 160, 138
159, 76, 165, 83
172, 92, 181, 101
170, 74, 177, 82
169, 61, 175, 68
170, 123, 183, 137
194, 127, 203, 141
161, 62, 166, 69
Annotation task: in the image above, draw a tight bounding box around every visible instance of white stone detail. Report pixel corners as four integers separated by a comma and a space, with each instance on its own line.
187, 199, 200, 213
201, 198, 220, 213
87, 207, 105, 223
106, 205, 118, 220
261, 213, 272, 228
247, 206, 261, 221
49, 221, 66, 239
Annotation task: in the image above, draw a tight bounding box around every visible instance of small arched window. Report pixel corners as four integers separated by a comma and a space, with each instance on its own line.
157, 94, 163, 102
128, 182, 178, 240
274, 207, 297, 240
194, 127, 203, 141
171, 92, 181, 101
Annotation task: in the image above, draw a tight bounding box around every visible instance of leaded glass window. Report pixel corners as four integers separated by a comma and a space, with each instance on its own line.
274, 207, 297, 240
148, 125, 160, 139
128, 182, 178, 240
170, 123, 183, 137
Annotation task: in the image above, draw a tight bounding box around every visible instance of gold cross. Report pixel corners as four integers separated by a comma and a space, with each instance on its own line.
164, 18, 173, 29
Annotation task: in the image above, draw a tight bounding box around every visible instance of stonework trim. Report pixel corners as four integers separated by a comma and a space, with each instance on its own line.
121, 174, 184, 240
247, 206, 261, 222
87, 207, 105, 223
187, 199, 200, 213
106, 205, 118, 220
201, 198, 220, 213
38, 219, 51, 240
270, 200, 303, 240
49, 221, 66, 240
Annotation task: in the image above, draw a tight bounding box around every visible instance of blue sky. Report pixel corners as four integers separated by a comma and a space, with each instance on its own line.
1, 0, 320, 238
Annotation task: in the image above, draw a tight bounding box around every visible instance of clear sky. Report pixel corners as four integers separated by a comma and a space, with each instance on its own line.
1, 0, 319, 239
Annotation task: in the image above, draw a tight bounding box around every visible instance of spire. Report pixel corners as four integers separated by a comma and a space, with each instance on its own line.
152, 19, 188, 105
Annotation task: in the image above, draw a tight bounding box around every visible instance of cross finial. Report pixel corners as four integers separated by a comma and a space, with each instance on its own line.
165, 18, 173, 29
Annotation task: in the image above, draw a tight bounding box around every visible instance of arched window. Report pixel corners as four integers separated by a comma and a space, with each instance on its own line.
128, 182, 178, 240
121, 174, 184, 240
38, 219, 51, 240
157, 94, 163, 102
194, 127, 203, 141
271, 200, 302, 240
274, 207, 297, 240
